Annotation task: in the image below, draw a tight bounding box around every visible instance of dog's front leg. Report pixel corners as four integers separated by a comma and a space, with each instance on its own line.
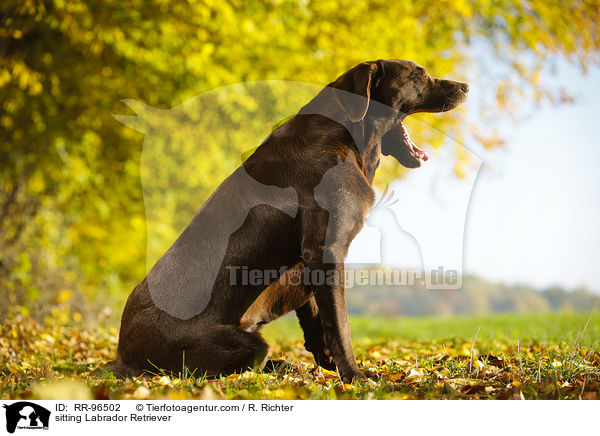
313, 265, 363, 383
295, 297, 337, 371
300, 207, 364, 383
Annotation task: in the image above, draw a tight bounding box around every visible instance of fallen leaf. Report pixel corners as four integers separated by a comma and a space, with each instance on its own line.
133, 386, 151, 399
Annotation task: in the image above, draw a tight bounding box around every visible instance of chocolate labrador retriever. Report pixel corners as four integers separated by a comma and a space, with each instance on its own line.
99, 59, 468, 383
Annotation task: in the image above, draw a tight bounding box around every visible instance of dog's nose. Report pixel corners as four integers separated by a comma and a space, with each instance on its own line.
460, 83, 469, 93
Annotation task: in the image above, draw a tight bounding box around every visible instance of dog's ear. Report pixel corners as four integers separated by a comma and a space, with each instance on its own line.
332, 62, 380, 122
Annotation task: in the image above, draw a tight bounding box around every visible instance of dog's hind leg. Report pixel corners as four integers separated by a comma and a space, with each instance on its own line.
95, 325, 268, 379
175, 325, 269, 378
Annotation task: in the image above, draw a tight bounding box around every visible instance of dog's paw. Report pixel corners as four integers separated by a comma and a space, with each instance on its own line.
313, 351, 337, 371
363, 366, 381, 380
340, 369, 366, 384
262, 359, 291, 374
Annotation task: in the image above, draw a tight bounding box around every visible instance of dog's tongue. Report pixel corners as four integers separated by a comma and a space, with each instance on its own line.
401, 124, 429, 162
416, 144, 429, 162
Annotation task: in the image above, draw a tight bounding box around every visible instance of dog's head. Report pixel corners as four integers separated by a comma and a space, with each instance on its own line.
330, 59, 469, 168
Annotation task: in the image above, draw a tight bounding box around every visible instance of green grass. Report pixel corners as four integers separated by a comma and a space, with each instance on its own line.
264, 312, 600, 346
2, 312, 599, 400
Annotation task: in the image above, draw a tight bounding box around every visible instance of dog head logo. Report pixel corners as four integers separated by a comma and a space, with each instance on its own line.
3, 402, 50, 434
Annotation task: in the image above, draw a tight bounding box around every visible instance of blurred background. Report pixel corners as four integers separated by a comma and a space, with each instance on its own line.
1, 0, 600, 327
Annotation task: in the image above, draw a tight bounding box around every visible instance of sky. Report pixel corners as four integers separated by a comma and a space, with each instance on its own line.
347, 61, 600, 293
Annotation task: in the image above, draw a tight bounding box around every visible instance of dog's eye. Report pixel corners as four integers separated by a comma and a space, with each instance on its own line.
415, 68, 428, 82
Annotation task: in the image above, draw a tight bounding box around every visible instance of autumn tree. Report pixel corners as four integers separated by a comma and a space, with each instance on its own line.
1, 0, 598, 317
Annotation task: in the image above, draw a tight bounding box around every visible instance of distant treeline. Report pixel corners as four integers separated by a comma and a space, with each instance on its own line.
346, 273, 600, 316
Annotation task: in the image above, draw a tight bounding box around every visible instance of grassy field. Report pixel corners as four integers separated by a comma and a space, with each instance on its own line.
2, 312, 599, 400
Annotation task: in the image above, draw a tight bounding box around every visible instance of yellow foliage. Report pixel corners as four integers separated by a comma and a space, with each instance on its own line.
56, 289, 74, 304
1, 0, 599, 314
31, 379, 92, 400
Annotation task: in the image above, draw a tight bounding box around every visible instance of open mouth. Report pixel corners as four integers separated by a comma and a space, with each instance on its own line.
381, 119, 429, 169
399, 121, 428, 164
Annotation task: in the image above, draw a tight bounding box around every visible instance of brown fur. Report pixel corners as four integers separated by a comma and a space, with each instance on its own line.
97, 59, 468, 383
